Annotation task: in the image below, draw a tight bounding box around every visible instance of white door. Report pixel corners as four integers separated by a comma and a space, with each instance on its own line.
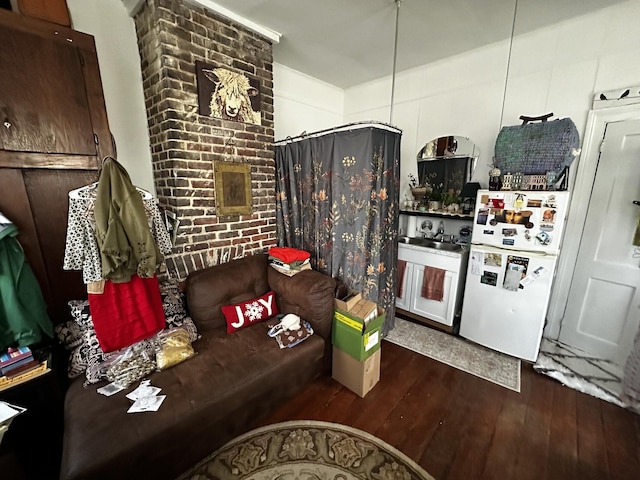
559, 119, 640, 365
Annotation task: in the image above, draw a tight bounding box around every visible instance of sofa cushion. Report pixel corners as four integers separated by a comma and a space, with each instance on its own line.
221, 290, 279, 333
57, 281, 199, 384
186, 254, 271, 333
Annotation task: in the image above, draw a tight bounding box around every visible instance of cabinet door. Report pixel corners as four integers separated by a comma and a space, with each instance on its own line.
0, 9, 113, 324
395, 261, 414, 310
410, 266, 455, 326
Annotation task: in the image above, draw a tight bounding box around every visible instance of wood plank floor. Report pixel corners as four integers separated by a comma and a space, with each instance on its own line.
262, 340, 640, 480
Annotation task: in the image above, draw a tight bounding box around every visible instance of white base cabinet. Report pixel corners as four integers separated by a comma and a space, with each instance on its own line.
396, 243, 468, 328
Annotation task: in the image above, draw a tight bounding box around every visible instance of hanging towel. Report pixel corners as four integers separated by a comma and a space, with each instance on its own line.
397, 260, 407, 298
421, 266, 445, 301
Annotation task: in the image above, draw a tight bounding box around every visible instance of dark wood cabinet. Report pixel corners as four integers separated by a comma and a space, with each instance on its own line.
0, 8, 113, 323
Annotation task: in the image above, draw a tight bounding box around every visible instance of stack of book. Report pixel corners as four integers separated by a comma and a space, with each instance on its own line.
0, 347, 36, 375
0, 347, 50, 391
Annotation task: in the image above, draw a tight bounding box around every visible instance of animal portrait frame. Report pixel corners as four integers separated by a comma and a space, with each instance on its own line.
214, 162, 253, 216
196, 60, 262, 125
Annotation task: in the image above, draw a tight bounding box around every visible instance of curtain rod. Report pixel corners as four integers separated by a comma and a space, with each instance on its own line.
274, 121, 402, 146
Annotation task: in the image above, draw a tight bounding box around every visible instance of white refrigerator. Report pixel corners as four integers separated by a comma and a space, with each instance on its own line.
459, 190, 570, 361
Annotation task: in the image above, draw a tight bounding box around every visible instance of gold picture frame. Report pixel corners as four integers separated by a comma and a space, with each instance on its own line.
214, 162, 252, 216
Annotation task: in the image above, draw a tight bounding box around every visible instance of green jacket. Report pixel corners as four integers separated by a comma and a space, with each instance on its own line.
0, 221, 53, 351
94, 157, 162, 283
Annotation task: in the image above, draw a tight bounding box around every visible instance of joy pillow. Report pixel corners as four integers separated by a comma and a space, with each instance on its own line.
221, 291, 279, 333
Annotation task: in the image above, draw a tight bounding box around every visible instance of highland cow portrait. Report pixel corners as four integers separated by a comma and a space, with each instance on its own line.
196, 61, 261, 125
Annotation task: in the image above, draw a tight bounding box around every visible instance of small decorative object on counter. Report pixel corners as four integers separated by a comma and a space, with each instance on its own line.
489, 166, 502, 191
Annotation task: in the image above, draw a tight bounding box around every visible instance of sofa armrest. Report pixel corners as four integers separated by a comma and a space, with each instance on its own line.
268, 267, 336, 343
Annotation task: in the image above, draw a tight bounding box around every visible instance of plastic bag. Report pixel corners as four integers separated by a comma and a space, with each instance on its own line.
155, 327, 195, 370
105, 343, 156, 388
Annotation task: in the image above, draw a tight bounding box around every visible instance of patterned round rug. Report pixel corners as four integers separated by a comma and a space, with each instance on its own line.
177, 420, 434, 480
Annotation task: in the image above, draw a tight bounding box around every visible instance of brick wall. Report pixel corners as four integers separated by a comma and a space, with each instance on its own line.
133, 0, 276, 279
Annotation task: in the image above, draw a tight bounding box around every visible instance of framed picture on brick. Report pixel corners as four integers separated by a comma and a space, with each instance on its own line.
214, 162, 253, 216
196, 60, 261, 125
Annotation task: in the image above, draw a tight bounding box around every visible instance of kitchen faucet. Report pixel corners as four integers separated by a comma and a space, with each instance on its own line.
434, 221, 446, 241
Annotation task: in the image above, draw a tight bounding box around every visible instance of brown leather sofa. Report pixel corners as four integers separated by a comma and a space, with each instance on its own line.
59, 254, 336, 480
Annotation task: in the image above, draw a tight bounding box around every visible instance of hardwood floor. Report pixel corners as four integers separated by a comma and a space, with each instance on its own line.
262, 340, 640, 480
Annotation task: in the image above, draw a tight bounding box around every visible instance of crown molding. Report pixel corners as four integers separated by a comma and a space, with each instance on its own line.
121, 0, 145, 17
187, 0, 281, 43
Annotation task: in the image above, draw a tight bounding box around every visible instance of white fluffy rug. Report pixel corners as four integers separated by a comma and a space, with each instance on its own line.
534, 338, 640, 413
386, 318, 521, 392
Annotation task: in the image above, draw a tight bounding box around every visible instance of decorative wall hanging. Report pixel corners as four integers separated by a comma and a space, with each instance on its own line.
214, 162, 252, 216
196, 60, 261, 125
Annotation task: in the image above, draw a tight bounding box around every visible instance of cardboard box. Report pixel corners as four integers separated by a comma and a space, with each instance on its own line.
332, 300, 385, 361
349, 299, 378, 324
332, 346, 381, 397
334, 289, 362, 312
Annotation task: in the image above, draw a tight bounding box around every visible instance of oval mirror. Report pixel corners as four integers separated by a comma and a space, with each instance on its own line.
416, 136, 480, 207
418, 135, 480, 161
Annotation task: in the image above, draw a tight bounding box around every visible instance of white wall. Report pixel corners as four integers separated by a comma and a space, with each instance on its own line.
344, 0, 640, 207
273, 63, 344, 141
67, 0, 155, 195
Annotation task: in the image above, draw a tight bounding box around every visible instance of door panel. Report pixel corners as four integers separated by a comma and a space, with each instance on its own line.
24, 169, 97, 320
559, 119, 640, 365
0, 24, 96, 155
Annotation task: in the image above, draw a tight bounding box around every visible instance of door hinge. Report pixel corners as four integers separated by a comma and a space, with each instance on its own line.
599, 139, 605, 153
94, 134, 99, 145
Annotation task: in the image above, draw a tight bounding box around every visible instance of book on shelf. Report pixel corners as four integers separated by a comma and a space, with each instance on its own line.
0, 358, 50, 392
3, 358, 41, 378
0, 355, 36, 375
0, 346, 32, 367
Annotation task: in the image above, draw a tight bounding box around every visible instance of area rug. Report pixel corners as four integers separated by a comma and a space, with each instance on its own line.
534, 337, 640, 413
177, 420, 434, 480
386, 317, 521, 392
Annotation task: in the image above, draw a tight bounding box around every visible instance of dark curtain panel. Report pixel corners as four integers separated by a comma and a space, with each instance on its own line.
275, 124, 401, 334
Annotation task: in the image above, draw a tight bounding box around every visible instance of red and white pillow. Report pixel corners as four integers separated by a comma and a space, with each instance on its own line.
221, 291, 279, 333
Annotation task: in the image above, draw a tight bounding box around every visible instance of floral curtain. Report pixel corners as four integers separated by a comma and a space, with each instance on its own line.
275, 123, 401, 334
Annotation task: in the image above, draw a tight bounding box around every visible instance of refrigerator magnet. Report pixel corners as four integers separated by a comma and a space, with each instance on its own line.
520, 266, 548, 287
477, 208, 489, 225
470, 252, 483, 275
503, 256, 529, 291
536, 231, 551, 245
542, 209, 556, 223
480, 271, 498, 286
543, 195, 557, 208
489, 198, 505, 209
484, 253, 502, 267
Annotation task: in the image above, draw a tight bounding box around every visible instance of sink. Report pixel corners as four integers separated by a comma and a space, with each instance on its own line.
397, 236, 464, 253
398, 237, 427, 245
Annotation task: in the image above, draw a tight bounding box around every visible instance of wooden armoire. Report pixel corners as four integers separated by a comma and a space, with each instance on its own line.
0, 8, 113, 324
